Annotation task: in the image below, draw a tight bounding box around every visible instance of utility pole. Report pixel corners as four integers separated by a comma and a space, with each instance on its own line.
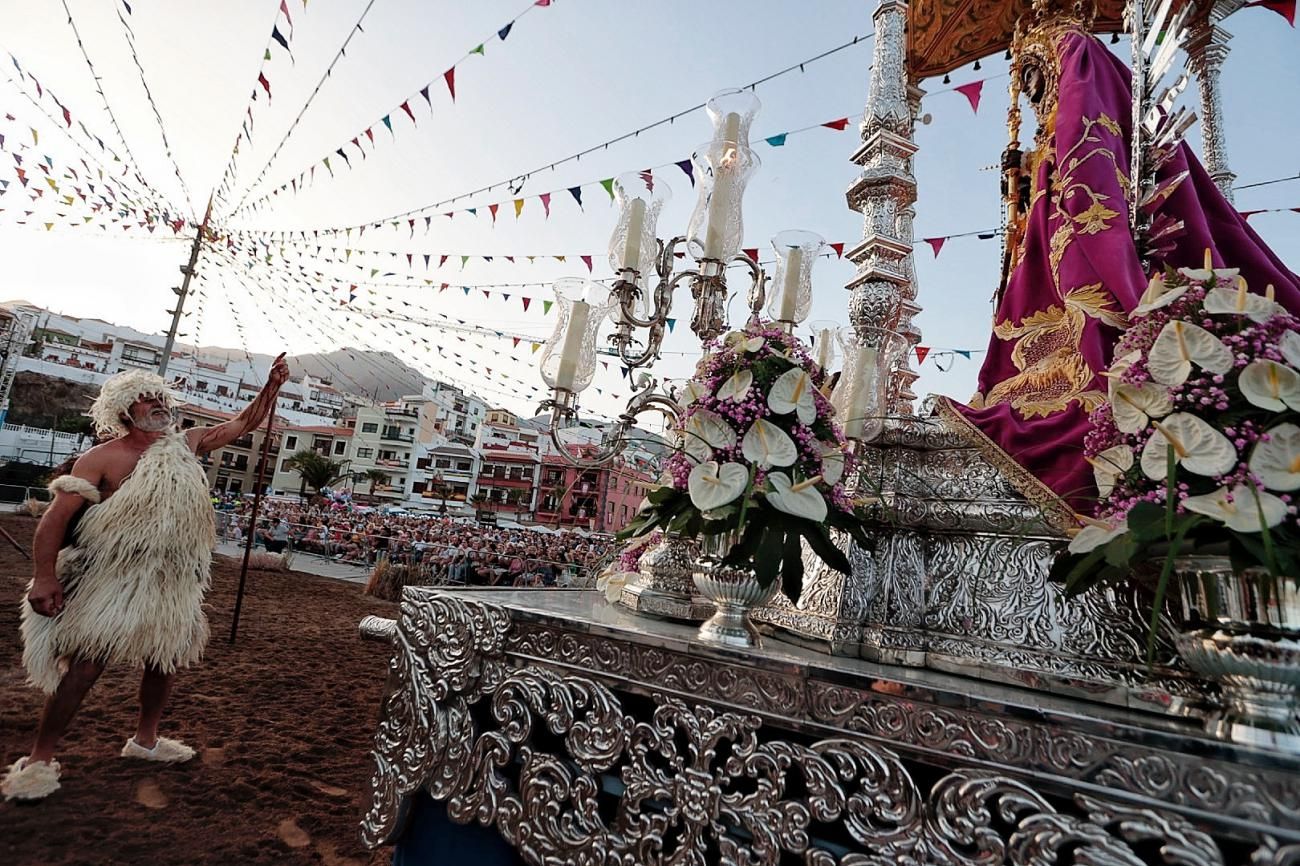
159, 193, 214, 379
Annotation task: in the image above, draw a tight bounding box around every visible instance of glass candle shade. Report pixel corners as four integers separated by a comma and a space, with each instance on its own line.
706, 89, 761, 146
832, 326, 909, 441
686, 140, 760, 262
808, 319, 840, 372
766, 230, 824, 325
539, 278, 614, 394
608, 172, 671, 279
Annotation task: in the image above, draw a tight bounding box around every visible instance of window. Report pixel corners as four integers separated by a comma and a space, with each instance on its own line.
285, 435, 298, 450
357, 447, 374, 459
434, 458, 451, 469
412, 481, 426, 494
456, 460, 472, 472
361, 422, 378, 433
280, 458, 294, 471
334, 440, 346, 455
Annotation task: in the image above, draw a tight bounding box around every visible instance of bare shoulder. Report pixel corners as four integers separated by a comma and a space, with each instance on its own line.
184, 425, 208, 454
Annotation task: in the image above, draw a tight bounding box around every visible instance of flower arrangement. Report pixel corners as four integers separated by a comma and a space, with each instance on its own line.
1052, 252, 1300, 650
618, 322, 871, 600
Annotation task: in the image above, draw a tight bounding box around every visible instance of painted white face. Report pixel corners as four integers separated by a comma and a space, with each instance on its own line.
127, 395, 176, 433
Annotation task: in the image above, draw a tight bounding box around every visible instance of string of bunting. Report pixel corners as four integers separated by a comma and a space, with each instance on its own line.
211, 0, 305, 210
224, 0, 559, 220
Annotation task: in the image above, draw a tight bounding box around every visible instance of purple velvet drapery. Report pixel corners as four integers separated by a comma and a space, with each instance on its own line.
945, 29, 1300, 516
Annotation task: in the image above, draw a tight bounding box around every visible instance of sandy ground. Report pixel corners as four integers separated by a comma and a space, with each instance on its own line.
0, 515, 398, 866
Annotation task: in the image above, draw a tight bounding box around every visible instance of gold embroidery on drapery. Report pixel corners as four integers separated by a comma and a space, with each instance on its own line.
985, 283, 1126, 418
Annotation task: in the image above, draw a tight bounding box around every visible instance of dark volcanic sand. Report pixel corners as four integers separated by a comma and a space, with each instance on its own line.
0, 515, 397, 866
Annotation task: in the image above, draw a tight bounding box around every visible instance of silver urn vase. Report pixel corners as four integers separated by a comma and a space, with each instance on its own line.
1169, 557, 1300, 752
692, 529, 778, 649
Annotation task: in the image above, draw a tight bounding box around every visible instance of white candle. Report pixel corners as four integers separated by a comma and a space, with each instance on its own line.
842, 345, 877, 440
779, 247, 803, 322
554, 300, 591, 392
814, 328, 832, 370
622, 197, 646, 272
703, 113, 742, 260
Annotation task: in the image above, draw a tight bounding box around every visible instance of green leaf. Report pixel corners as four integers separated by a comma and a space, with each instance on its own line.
647, 485, 679, 506
752, 528, 785, 589
799, 523, 850, 574
781, 531, 804, 600
1125, 501, 1166, 542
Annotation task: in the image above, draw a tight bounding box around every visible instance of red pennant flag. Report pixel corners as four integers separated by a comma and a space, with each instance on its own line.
742, 247, 758, 262
821, 117, 850, 131
925, 237, 946, 257
581, 255, 593, 272
482, 290, 491, 299
439, 283, 449, 291
540, 192, 551, 218
829, 242, 844, 258
365, 127, 375, 144
400, 100, 416, 124
512, 337, 521, 347
1237, 210, 1264, 221
955, 80, 984, 114
439, 254, 448, 267
406, 253, 413, 266
258, 72, 272, 99
522, 297, 531, 311
488, 203, 499, 223
61, 104, 71, 127
1245, 0, 1295, 24
443, 67, 456, 101
915, 346, 931, 365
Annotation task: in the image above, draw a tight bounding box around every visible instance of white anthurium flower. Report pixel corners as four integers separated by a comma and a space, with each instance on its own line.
1087, 444, 1134, 499
715, 369, 753, 402
687, 460, 748, 512
678, 380, 706, 409
1067, 518, 1129, 554
820, 445, 846, 486
1146, 320, 1233, 386
1183, 483, 1288, 532
1280, 330, 1300, 368
1110, 381, 1174, 434
682, 409, 737, 462
1177, 265, 1239, 283
765, 472, 828, 522
1132, 274, 1188, 316
723, 331, 765, 353
1239, 360, 1300, 412
768, 366, 818, 425
741, 418, 798, 467
1249, 423, 1300, 491
1103, 350, 1143, 380
1139, 413, 1238, 481
1203, 286, 1284, 324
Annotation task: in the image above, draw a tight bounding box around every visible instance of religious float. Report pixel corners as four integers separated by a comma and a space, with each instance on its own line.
359, 0, 1300, 862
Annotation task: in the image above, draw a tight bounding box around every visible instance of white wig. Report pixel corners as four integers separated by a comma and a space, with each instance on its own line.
89, 369, 178, 439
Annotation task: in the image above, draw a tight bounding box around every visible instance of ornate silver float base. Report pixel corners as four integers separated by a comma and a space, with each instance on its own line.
362, 589, 1300, 862
618, 536, 712, 622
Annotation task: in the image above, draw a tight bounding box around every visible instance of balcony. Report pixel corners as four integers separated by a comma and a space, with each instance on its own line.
381, 428, 414, 443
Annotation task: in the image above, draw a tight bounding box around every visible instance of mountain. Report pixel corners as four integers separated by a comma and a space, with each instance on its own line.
181, 345, 429, 401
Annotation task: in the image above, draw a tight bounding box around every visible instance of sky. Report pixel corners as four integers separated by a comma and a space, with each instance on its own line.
0, 0, 1296, 422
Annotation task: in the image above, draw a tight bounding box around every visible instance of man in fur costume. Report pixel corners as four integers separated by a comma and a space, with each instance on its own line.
2, 354, 290, 801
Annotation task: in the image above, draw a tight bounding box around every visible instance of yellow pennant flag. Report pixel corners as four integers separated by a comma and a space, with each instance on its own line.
513, 198, 524, 218
530, 342, 541, 354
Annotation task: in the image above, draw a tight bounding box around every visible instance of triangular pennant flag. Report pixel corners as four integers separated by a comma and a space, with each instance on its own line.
924, 237, 946, 257
482, 290, 491, 299
381, 114, 393, 134
439, 254, 449, 267
400, 100, 415, 124
1237, 210, 1264, 221
443, 67, 456, 100
522, 297, 531, 311
471, 43, 485, 55
599, 178, 615, 202
568, 186, 583, 208
462, 286, 471, 295
271, 25, 291, 54
419, 84, 431, 107
423, 254, 431, 268
531, 342, 541, 353
620, 366, 631, 380
821, 117, 850, 131
956, 349, 972, 359
461, 255, 469, 268
955, 80, 984, 114
580, 255, 593, 272
489, 202, 500, 223
1245, 0, 1295, 25
539, 192, 551, 217
676, 159, 695, 186
915, 346, 931, 365
742, 247, 758, 262
665, 318, 676, 333
499, 21, 514, 40
512, 337, 521, 347
258, 72, 272, 99
829, 242, 845, 258
513, 198, 524, 218
764, 133, 787, 147
542, 300, 553, 314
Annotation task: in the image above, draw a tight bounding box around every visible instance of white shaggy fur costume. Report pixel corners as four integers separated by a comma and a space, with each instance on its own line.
21, 371, 216, 694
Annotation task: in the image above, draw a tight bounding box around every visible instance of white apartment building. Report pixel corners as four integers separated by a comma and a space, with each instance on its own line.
424, 381, 487, 445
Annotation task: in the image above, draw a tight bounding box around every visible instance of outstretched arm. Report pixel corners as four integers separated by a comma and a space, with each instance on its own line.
187, 353, 290, 455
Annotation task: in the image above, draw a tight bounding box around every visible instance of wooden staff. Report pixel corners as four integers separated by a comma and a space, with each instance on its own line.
229, 409, 276, 643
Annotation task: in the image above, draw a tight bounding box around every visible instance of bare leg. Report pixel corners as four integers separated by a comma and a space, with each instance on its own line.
133, 665, 175, 749
29, 658, 105, 763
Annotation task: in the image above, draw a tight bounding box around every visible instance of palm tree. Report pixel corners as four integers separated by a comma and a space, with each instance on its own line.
284, 450, 351, 499
363, 468, 389, 495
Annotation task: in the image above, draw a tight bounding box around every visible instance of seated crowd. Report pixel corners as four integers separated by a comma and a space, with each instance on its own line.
212, 494, 614, 588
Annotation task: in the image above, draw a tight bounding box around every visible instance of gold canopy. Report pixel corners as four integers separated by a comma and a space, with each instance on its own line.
906, 0, 1127, 80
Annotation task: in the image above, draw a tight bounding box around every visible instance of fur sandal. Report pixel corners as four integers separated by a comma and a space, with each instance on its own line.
121, 736, 195, 763
2, 757, 62, 801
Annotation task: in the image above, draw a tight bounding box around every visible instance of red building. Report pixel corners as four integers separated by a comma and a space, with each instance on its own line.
535, 445, 656, 533
473, 422, 542, 518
